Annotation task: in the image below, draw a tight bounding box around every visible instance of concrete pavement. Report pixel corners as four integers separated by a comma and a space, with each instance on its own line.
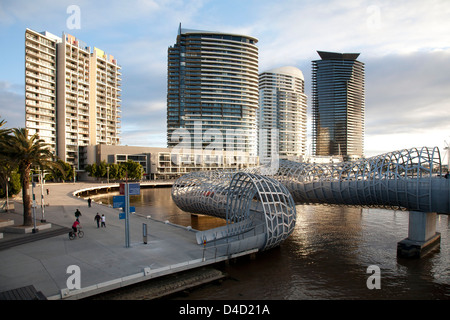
0, 182, 252, 300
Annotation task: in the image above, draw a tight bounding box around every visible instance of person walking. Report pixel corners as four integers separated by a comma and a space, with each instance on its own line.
101, 214, 106, 228
75, 209, 82, 220
88, 198, 92, 207
94, 213, 101, 228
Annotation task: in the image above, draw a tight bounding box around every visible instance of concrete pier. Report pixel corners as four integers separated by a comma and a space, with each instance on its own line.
0, 182, 256, 300
397, 211, 441, 258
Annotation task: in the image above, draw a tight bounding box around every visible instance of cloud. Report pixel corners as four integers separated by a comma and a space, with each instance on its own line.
364, 50, 450, 156
2, 0, 450, 159
365, 51, 450, 133
120, 99, 167, 147
242, 0, 450, 70
0, 81, 24, 129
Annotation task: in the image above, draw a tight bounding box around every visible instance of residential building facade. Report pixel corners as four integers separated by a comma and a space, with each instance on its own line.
311, 51, 365, 161
25, 29, 121, 169
25, 29, 60, 156
258, 66, 307, 163
167, 25, 259, 157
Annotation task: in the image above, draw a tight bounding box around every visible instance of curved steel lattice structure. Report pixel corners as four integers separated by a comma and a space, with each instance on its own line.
172, 170, 296, 251
274, 147, 447, 213
171, 147, 449, 253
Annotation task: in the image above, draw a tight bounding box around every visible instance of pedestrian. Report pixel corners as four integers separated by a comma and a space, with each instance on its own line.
46, 188, 49, 195
94, 213, 101, 228
75, 208, 82, 220
88, 198, 92, 207
101, 214, 106, 228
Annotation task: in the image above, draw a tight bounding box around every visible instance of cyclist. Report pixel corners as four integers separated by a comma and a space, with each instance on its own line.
72, 219, 81, 237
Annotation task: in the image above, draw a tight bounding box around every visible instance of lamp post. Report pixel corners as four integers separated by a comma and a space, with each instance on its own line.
32, 181, 38, 233
5, 177, 9, 212
39, 170, 46, 222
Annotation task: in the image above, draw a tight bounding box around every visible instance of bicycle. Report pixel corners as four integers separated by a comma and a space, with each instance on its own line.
69, 227, 84, 240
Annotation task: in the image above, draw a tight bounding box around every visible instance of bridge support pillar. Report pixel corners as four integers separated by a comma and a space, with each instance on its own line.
397, 211, 441, 259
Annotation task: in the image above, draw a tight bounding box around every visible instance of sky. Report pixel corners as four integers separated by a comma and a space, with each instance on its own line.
1, 0, 450, 161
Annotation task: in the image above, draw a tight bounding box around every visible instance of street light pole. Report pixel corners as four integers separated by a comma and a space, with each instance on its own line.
32, 181, 38, 233
5, 177, 9, 212
40, 170, 46, 222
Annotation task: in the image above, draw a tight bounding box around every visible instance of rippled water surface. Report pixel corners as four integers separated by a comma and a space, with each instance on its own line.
95, 187, 450, 299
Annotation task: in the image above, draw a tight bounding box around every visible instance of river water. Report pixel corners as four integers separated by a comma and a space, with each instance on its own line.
95, 187, 450, 300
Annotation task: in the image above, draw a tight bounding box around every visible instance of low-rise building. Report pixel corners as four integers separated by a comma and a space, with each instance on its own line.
80, 144, 258, 180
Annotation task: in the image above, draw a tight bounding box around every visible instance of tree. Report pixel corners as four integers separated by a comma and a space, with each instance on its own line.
0, 128, 56, 226
0, 165, 21, 198
107, 163, 121, 181
97, 160, 108, 179
0, 118, 19, 198
122, 160, 143, 181
85, 160, 142, 181
85, 163, 97, 178
46, 159, 74, 182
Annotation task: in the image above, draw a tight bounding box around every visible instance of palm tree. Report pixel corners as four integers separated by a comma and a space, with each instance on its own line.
0, 118, 11, 137
0, 128, 55, 226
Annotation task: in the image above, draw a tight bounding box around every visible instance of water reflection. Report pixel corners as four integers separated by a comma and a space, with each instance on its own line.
94, 187, 450, 299
93, 186, 226, 231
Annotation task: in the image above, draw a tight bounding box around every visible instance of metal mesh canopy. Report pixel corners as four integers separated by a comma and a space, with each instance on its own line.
171, 146, 449, 253
227, 172, 297, 250
172, 170, 296, 250
274, 147, 446, 212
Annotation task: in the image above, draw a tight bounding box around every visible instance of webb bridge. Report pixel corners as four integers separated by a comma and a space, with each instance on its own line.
171, 147, 449, 258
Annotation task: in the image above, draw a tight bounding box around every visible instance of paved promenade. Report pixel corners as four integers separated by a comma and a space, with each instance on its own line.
0, 182, 245, 300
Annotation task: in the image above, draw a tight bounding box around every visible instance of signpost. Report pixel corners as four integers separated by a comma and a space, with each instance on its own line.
117, 182, 140, 248
113, 196, 125, 208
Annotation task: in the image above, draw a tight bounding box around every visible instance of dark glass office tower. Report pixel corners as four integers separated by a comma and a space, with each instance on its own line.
312, 51, 365, 160
167, 25, 259, 156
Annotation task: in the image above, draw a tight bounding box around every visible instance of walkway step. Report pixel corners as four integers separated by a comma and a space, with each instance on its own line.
0, 226, 71, 251
92, 267, 225, 300
0, 285, 47, 300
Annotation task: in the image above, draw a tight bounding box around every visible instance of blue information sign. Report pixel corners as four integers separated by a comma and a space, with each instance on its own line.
113, 195, 125, 208
128, 183, 140, 195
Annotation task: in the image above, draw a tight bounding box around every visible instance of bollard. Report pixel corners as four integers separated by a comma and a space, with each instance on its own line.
143, 223, 148, 244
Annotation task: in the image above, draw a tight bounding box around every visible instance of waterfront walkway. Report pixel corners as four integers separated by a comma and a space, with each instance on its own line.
0, 182, 248, 300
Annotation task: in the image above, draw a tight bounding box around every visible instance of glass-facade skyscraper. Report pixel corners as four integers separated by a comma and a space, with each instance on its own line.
258, 66, 307, 163
311, 51, 365, 160
167, 25, 259, 156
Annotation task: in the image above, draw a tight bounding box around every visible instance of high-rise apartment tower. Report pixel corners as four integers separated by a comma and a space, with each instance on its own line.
258, 66, 307, 163
311, 51, 365, 160
167, 25, 259, 157
25, 29, 121, 169
25, 29, 60, 155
